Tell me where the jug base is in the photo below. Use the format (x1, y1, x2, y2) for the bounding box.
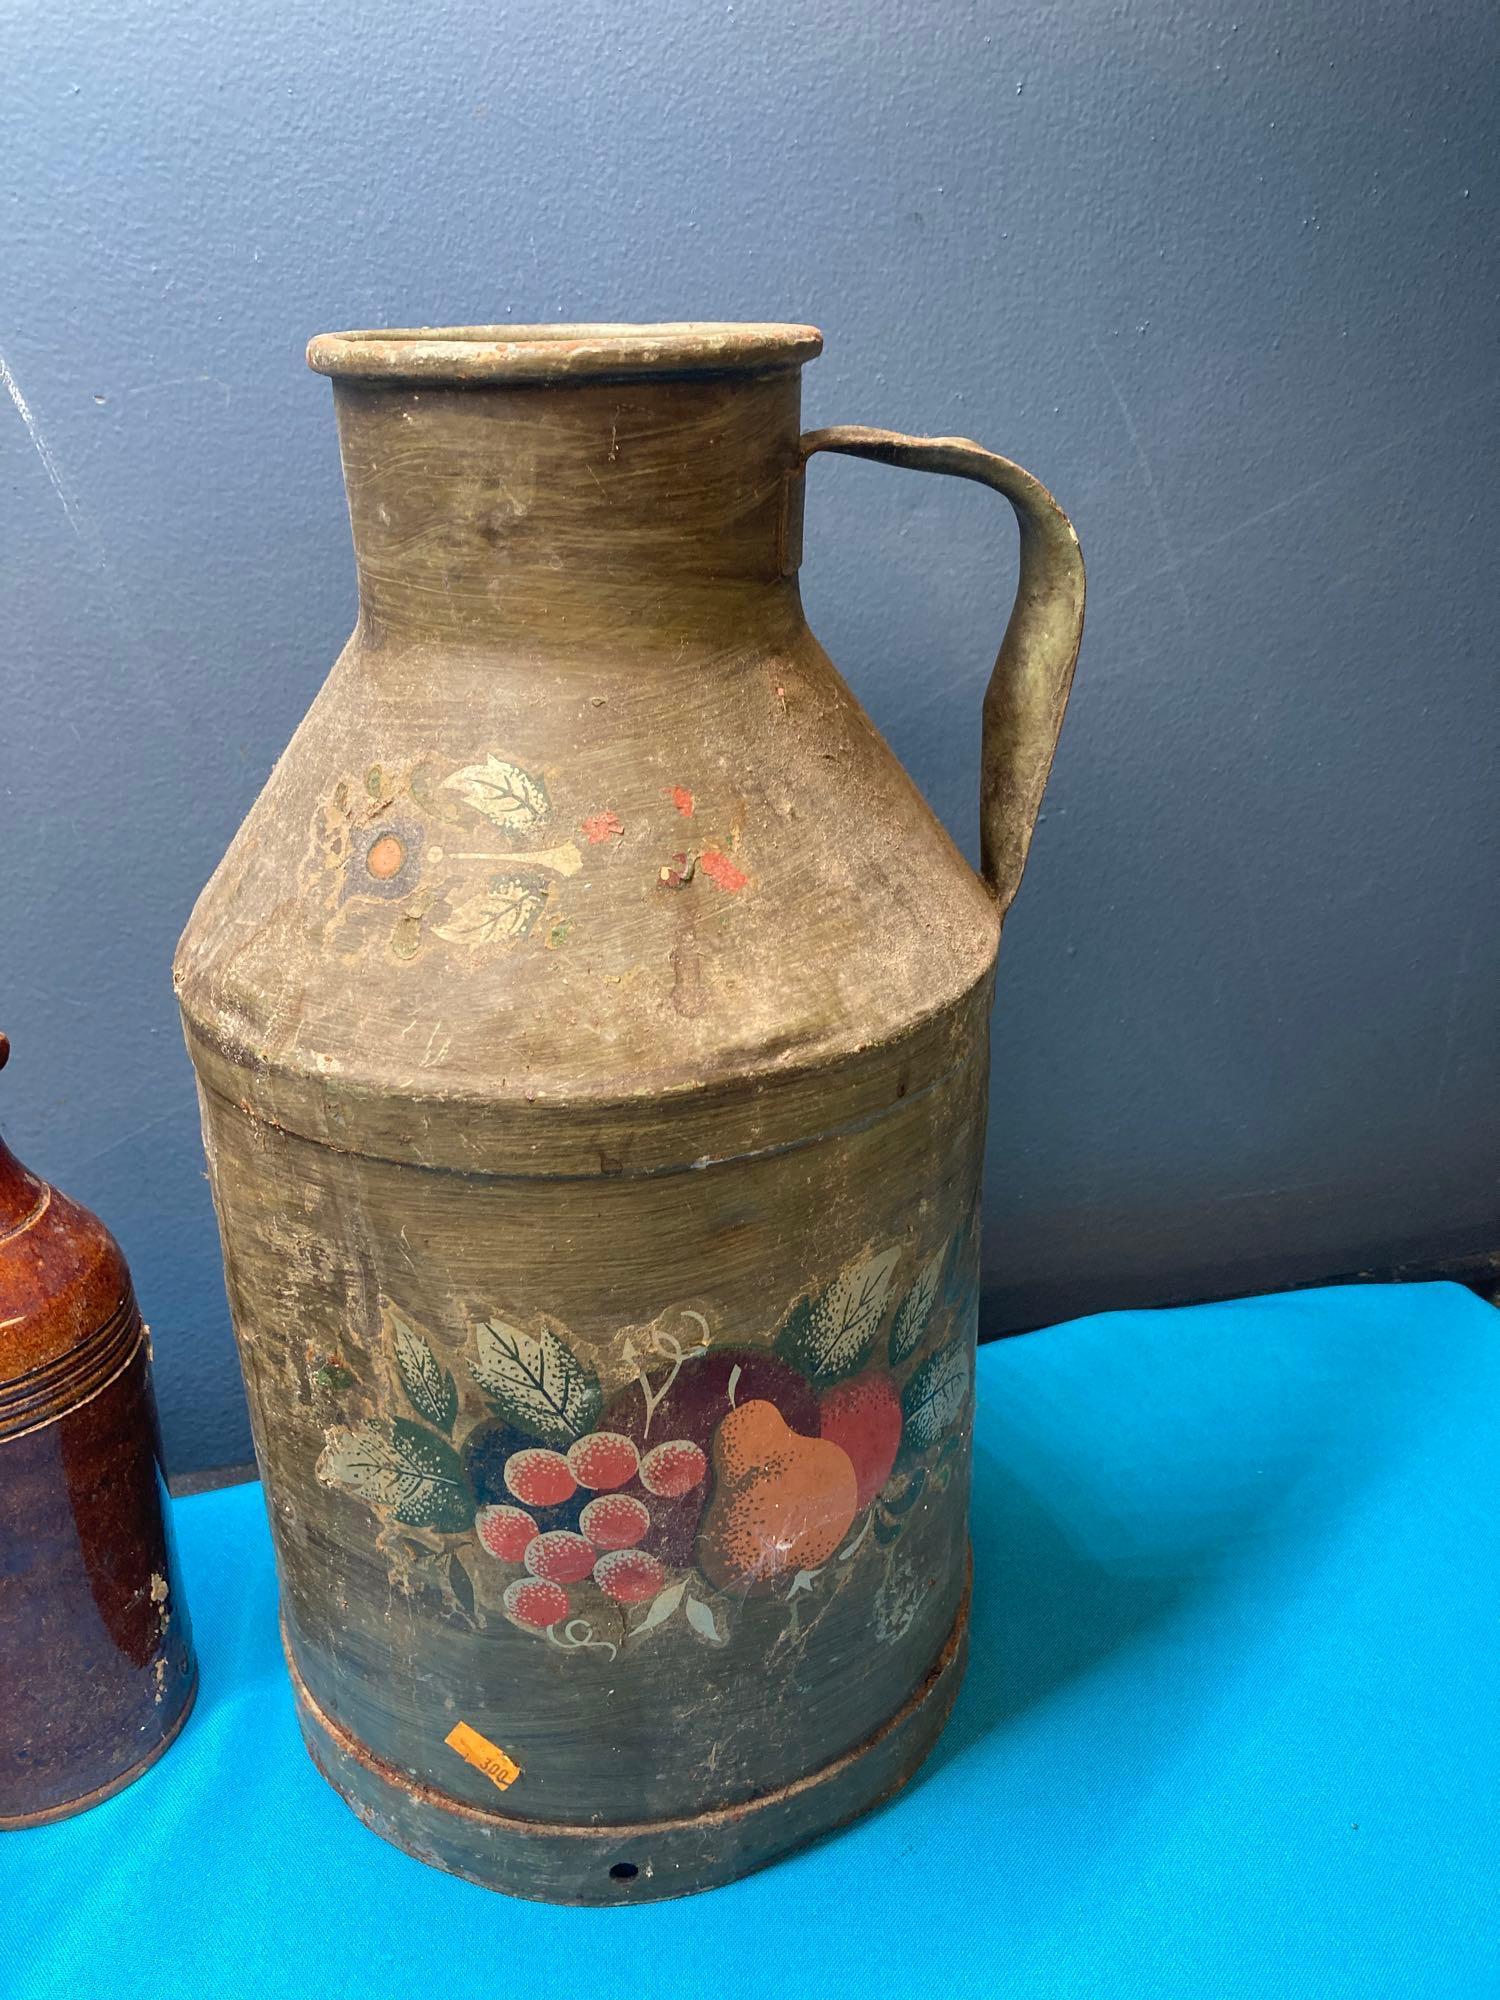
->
(0, 1661, 198, 1830)
(286, 1561, 970, 1905)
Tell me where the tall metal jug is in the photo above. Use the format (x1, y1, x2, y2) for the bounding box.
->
(175, 322, 1084, 1902)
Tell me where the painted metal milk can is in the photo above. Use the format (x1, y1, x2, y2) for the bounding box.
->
(174, 323, 1084, 1901)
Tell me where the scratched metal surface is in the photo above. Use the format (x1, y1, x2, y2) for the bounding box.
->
(2, 0, 1498, 1472)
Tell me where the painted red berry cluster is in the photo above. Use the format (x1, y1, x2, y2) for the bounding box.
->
(476, 1430, 707, 1627)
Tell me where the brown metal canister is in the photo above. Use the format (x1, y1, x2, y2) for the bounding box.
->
(174, 323, 1084, 1901)
(0, 1035, 197, 1826)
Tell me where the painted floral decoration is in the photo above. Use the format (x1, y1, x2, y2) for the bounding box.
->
(346, 817, 426, 900)
(310, 746, 754, 965)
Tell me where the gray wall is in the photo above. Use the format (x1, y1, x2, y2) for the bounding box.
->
(4, 0, 1496, 1474)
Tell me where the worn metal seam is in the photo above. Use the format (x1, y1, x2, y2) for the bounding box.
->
(194, 1039, 983, 1184)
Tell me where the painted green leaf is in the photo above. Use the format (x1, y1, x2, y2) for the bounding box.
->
(775, 1244, 901, 1382)
(389, 1307, 458, 1434)
(319, 1418, 474, 1532)
(432, 877, 544, 947)
(319, 1421, 404, 1508)
(901, 1341, 971, 1452)
(631, 1578, 688, 1639)
(448, 1551, 477, 1620)
(387, 1422, 474, 1530)
(684, 1595, 725, 1645)
(442, 755, 550, 830)
(471, 1316, 602, 1447)
(889, 1247, 946, 1365)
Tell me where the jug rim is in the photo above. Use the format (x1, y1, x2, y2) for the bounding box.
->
(307, 321, 823, 383)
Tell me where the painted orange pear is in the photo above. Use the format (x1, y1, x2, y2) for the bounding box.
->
(697, 1399, 859, 1593)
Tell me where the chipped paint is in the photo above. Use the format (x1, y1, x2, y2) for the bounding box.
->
(657, 851, 695, 890)
(700, 849, 748, 893)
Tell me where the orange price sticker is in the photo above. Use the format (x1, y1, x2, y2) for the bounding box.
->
(444, 1721, 521, 1794)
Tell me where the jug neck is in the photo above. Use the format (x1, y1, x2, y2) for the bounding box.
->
(330, 367, 810, 649)
(0, 1038, 42, 1238)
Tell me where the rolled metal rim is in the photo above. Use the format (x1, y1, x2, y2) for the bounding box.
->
(307, 322, 824, 383)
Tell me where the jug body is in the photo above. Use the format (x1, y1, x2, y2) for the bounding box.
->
(0, 1036, 197, 1826)
(175, 323, 1081, 1901)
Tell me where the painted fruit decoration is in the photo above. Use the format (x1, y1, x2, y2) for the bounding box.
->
(317, 1228, 977, 1660)
(698, 1401, 859, 1592)
(818, 1373, 903, 1511)
(600, 1348, 819, 1568)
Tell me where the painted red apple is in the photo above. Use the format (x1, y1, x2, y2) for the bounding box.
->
(818, 1371, 902, 1510)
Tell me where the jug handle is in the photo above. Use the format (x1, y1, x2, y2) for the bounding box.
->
(799, 427, 1086, 919)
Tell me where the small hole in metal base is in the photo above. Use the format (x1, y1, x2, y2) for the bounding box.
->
(609, 1862, 639, 1882)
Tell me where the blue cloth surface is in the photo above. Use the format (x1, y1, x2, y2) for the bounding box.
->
(8, 1282, 1497, 1998)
